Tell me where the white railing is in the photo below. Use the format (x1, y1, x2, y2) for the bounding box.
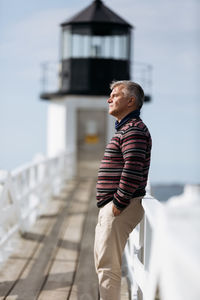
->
(124, 184, 200, 300)
(0, 149, 76, 263)
(123, 190, 162, 300)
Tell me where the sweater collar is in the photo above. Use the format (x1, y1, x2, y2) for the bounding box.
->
(115, 109, 140, 131)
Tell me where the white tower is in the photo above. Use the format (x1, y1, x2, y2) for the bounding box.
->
(40, 0, 134, 168)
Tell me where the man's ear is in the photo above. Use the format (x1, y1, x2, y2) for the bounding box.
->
(128, 97, 136, 107)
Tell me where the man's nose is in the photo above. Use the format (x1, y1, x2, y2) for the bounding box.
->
(107, 97, 112, 103)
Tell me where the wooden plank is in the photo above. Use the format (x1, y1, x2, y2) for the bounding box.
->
(0, 208, 56, 300)
(69, 180, 99, 300)
(37, 178, 93, 300)
(37, 214, 85, 300)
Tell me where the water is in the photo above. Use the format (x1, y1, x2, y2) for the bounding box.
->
(151, 184, 184, 202)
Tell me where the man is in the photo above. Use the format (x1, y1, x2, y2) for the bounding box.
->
(94, 80, 152, 300)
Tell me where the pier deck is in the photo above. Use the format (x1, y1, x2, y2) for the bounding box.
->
(0, 164, 129, 299)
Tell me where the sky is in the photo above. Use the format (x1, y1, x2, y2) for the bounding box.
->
(0, 0, 199, 184)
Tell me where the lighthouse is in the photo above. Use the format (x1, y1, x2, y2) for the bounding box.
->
(40, 0, 148, 170)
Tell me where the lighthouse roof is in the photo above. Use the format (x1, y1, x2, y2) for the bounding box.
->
(61, 0, 133, 28)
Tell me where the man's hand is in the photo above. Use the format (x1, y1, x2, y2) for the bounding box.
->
(112, 204, 121, 216)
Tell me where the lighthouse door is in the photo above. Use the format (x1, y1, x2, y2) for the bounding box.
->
(77, 109, 107, 164)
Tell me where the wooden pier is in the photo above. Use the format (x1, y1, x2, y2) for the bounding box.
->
(0, 164, 129, 300)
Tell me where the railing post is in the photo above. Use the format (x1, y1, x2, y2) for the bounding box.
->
(142, 198, 163, 300)
(137, 217, 145, 300)
(6, 173, 22, 231)
(143, 210, 152, 273)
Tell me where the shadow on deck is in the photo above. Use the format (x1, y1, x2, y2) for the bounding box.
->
(0, 161, 129, 300)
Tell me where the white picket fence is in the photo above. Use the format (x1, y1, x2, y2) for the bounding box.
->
(124, 184, 200, 300)
(0, 150, 76, 263)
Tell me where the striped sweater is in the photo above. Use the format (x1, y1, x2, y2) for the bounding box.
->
(96, 117, 152, 210)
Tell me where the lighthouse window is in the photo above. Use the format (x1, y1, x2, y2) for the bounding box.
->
(82, 35, 90, 57)
(104, 36, 112, 58)
(90, 35, 128, 59)
(91, 36, 102, 57)
(113, 36, 121, 59)
(113, 35, 128, 59)
(62, 32, 129, 60)
(121, 35, 129, 59)
(63, 29, 71, 59)
(71, 34, 90, 58)
(72, 34, 82, 57)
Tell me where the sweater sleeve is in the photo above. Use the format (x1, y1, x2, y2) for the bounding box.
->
(113, 127, 147, 210)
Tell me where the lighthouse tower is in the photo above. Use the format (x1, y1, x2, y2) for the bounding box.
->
(40, 0, 134, 166)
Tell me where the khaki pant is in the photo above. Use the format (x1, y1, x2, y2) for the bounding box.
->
(94, 197, 144, 300)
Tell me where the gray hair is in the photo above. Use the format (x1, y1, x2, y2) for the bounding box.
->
(110, 80, 144, 109)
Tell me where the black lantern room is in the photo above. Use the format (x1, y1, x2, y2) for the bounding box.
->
(41, 0, 133, 99)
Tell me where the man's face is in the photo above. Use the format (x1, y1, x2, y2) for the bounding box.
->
(107, 85, 130, 121)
